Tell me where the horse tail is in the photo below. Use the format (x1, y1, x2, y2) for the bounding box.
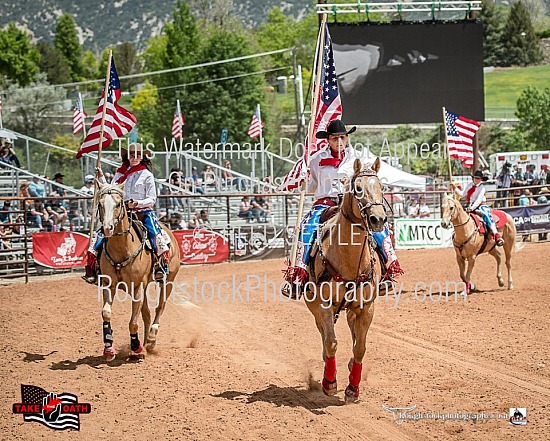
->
(514, 240, 525, 253)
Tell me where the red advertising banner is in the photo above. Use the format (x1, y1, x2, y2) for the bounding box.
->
(32, 232, 89, 268)
(172, 228, 229, 264)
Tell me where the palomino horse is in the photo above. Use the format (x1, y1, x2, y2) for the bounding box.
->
(305, 157, 385, 403)
(440, 194, 516, 294)
(96, 182, 180, 360)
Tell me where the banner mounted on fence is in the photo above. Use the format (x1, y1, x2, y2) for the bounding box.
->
(502, 204, 550, 232)
(32, 232, 88, 268)
(232, 225, 288, 261)
(395, 218, 454, 249)
(172, 228, 229, 264)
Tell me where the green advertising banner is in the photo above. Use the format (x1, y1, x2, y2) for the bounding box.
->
(395, 219, 453, 249)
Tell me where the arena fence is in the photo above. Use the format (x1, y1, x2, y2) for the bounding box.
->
(1, 184, 548, 282)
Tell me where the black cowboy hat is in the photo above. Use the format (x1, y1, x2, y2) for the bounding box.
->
(472, 170, 488, 181)
(53, 173, 65, 179)
(315, 120, 357, 139)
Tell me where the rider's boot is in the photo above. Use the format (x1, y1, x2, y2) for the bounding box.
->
(491, 225, 504, 246)
(82, 252, 99, 285)
(154, 251, 170, 281)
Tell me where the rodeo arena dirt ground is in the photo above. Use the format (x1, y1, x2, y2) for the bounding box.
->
(1, 242, 549, 440)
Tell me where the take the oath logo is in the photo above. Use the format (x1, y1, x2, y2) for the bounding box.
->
(12, 384, 91, 431)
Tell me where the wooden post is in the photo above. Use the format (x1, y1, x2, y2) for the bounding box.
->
(87, 50, 114, 249)
(472, 131, 480, 172)
(289, 15, 327, 268)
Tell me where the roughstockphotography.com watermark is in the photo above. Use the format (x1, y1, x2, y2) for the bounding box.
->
(96, 273, 467, 309)
(382, 405, 509, 425)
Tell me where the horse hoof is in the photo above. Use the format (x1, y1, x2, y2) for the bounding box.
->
(103, 347, 116, 361)
(133, 341, 144, 354)
(344, 384, 360, 403)
(145, 340, 157, 351)
(322, 378, 337, 396)
(498, 279, 505, 287)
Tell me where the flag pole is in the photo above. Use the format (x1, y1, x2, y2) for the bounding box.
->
(87, 50, 114, 249)
(258, 104, 265, 181)
(79, 92, 87, 138)
(442, 106, 454, 189)
(289, 14, 327, 269)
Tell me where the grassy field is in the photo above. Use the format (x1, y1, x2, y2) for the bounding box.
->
(484, 64, 550, 118)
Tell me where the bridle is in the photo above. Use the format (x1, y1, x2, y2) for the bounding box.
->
(97, 187, 133, 237)
(342, 168, 385, 230)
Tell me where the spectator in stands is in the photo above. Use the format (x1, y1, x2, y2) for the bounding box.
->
(199, 209, 211, 227)
(79, 175, 95, 196)
(251, 196, 270, 222)
(540, 167, 548, 186)
(518, 190, 533, 206)
(187, 212, 201, 229)
(524, 164, 538, 186)
(407, 198, 419, 218)
(537, 187, 550, 241)
(28, 176, 46, 198)
(0, 200, 14, 223)
(51, 173, 68, 198)
(103, 172, 113, 184)
(44, 197, 68, 231)
(167, 173, 185, 210)
(201, 165, 217, 190)
(222, 160, 246, 191)
(418, 195, 430, 218)
(169, 212, 186, 230)
(496, 162, 512, 207)
(238, 196, 254, 222)
(190, 166, 205, 194)
(0, 224, 12, 251)
(0, 140, 21, 168)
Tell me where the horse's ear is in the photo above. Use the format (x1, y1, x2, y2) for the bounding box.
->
(353, 158, 362, 175)
(372, 157, 381, 173)
(117, 181, 125, 192)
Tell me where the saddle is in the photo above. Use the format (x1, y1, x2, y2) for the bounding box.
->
(471, 209, 507, 234)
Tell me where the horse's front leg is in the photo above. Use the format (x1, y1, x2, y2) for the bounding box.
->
(489, 247, 505, 287)
(101, 285, 116, 361)
(345, 301, 375, 403)
(129, 284, 144, 357)
(464, 257, 477, 294)
(455, 251, 470, 294)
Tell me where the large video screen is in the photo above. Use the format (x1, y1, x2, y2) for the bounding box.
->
(329, 21, 485, 124)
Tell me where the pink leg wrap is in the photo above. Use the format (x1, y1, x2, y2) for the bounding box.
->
(349, 361, 362, 387)
(324, 356, 337, 382)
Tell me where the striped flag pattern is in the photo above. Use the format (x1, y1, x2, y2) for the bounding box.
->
(247, 104, 263, 139)
(20, 385, 80, 431)
(76, 58, 136, 158)
(278, 23, 342, 191)
(171, 100, 185, 139)
(73, 95, 86, 134)
(445, 109, 480, 168)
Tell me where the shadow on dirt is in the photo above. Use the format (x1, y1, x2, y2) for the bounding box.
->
(212, 383, 344, 415)
(22, 351, 58, 363)
(49, 347, 141, 370)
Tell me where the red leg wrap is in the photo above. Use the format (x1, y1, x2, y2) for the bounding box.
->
(324, 356, 337, 382)
(349, 361, 362, 387)
(86, 252, 96, 267)
(282, 263, 309, 285)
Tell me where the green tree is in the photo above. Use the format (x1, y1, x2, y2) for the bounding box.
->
(55, 13, 85, 81)
(37, 41, 70, 84)
(479, 0, 505, 66)
(82, 50, 98, 80)
(501, 1, 543, 66)
(3, 73, 66, 139)
(514, 86, 550, 150)
(0, 23, 40, 86)
(113, 42, 142, 90)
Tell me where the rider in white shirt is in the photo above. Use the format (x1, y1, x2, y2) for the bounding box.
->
(452, 170, 504, 246)
(82, 143, 171, 284)
(283, 120, 404, 298)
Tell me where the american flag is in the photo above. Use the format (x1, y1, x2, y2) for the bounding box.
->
(73, 94, 86, 135)
(278, 23, 342, 191)
(247, 104, 263, 139)
(171, 100, 185, 139)
(20, 384, 80, 431)
(76, 58, 137, 158)
(445, 109, 480, 168)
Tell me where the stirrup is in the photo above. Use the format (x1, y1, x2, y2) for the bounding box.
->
(494, 233, 504, 246)
(81, 274, 98, 285)
(281, 283, 303, 301)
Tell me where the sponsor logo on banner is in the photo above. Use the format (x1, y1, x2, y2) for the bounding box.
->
(173, 227, 229, 264)
(502, 204, 550, 232)
(395, 219, 454, 249)
(12, 384, 91, 431)
(31, 232, 89, 268)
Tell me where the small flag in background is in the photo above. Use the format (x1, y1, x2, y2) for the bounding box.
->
(445, 109, 480, 168)
(73, 95, 87, 135)
(76, 58, 136, 158)
(171, 100, 185, 139)
(247, 104, 263, 139)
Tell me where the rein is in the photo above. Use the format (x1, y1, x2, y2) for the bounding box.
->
(450, 202, 479, 253)
(97, 187, 148, 273)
